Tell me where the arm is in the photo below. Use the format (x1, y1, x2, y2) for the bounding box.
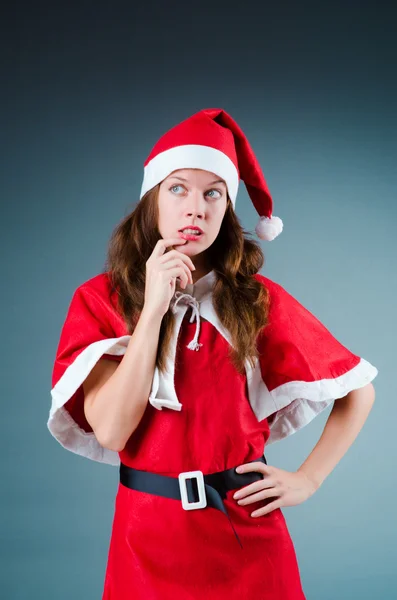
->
(232, 383, 376, 517)
(83, 307, 163, 452)
(297, 382, 376, 490)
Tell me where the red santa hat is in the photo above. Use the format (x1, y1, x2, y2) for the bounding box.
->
(139, 107, 283, 241)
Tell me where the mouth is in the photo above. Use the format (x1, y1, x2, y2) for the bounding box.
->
(178, 227, 203, 241)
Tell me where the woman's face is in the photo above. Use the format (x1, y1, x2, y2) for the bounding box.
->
(157, 168, 228, 264)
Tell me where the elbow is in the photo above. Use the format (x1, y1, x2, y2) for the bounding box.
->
(103, 439, 126, 453)
(96, 426, 137, 453)
(85, 404, 129, 452)
(95, 428, 126, 453)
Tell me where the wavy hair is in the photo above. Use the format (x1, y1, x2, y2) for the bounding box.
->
(103, 185, 270, 374)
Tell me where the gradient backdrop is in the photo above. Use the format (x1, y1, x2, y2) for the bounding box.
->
(1, 1, 396, 599)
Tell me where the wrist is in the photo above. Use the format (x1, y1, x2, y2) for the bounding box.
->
(139, 307, 164, 328)
(297, 468, 323, 492)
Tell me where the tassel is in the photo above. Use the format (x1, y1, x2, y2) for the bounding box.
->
(187, 340, 203, 351)
(255, 215, 283, 241)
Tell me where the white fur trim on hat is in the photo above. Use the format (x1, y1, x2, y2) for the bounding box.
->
(140, 144, 239, 206)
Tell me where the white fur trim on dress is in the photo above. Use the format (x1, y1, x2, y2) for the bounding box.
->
(148, 294, 378, 446)
(246, 357, 378, 444)
(48, 282, 378, 464)
(47, 336, 131, 466)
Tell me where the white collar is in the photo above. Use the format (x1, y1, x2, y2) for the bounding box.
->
(174, 269, 217, 302)
(150, 269, 268, 416)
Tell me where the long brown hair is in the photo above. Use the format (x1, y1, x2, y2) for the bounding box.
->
(103, 185, 270, 374)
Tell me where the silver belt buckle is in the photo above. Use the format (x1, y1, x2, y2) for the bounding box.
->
(178, 470, 207, 510)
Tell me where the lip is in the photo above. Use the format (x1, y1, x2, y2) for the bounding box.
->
(177, 230, 203, 241)
(178, 226, 204, 234)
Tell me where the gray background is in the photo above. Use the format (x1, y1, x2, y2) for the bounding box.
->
(1, 1, 396, 598)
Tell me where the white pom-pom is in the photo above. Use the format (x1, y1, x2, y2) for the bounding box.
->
(255, 215, 283, 241)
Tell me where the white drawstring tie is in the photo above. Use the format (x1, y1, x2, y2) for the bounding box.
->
(172, 292, 203, 351)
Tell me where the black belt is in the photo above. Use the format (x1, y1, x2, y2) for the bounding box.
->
(119, 455, 267, 549)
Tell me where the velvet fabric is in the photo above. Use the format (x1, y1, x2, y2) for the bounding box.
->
(47, 270, 378, 598)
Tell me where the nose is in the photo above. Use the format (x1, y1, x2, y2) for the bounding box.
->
(184, 189, 205, 219)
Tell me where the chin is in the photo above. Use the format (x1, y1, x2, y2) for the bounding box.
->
(180, 244, 204, 255)
(184, 246, 211, 263)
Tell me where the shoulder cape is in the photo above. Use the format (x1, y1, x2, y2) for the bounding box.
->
(47, 272, 378, 465)
(252, 274, 377, 443)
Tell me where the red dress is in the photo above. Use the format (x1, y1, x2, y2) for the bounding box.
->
(48, 270, 378, 599)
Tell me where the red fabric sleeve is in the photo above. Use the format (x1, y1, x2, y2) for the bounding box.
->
(48, 273, 130, 464)
(252, 274, 378, 443)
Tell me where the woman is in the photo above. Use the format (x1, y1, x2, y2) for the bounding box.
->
(47, 108, 378, 599)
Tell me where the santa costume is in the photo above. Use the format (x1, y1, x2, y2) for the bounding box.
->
(47, 108, 378, 599)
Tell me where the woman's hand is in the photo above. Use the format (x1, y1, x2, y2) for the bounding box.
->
(143, 237, 196, 319)
(232, 461, 319, 517)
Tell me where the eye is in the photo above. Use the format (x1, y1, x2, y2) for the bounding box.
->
(168, 184, 223, 199)
(169, 184, 184, 194)
(206, 189, 222, 199)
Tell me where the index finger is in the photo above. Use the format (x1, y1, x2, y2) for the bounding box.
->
(153, 238, 187, 257)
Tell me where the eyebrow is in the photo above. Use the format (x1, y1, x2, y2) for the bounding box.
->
(167, 175, 227, 187)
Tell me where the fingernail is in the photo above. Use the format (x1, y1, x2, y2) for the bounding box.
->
(236, 467, 243, 473)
